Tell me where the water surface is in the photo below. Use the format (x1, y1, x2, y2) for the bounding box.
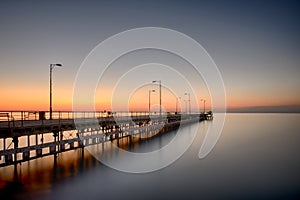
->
(0, 114, 299, 199)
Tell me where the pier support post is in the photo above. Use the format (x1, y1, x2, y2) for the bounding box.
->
(52, 131, 58, 154)
(60, 130, 65, 151)
(12, 136, 18, 163)
(78, 130, 84, 148)
(102, 140, 104, 151)
(3, 138, 5, 152)
(5, 154, 13, 164)
(27, 135, 30, 147)
(0, 138, 4, 161)
(117, 133, 120, 147)
(41, 133, 44, 144)
(23, 151, 29, 161)
(78, 140, 84, 148)
(69, 142, 74, 149)
(36, 148, 42, 156)
(129, 135, 132, 143)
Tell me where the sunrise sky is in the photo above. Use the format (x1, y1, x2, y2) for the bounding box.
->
(0, 0, 299, 112)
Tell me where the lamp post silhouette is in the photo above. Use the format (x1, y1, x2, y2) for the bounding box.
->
(184, 100, 188, 114)
(184, 92, 191, 114)
(201, 99, 206, 113)
(148, 89, 155, 113)
(152, 80, 162, 116)
(50, 63, 62, 120)
(176, 96, 181, 114)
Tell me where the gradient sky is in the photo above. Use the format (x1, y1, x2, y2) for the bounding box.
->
(0, 0, 299, 111)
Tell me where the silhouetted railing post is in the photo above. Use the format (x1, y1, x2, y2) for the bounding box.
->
(21, 111, 24, 127)
(58, 111, 61, 126)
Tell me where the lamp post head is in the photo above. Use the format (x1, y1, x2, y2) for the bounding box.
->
(50, 63, 62, 67)
(50, 63, 63, 69)
(152, 80, 161, 83)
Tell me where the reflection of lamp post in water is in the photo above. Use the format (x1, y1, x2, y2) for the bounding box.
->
(152, 80, 161, 116)
(50, 63, 62, 120)
(148, 89, 155, 113)
(184, 92, 191, 114)
(201, 99, 206, 113)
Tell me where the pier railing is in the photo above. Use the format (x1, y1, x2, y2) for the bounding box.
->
(0, 110, 189, 129)
(0, 111, 173, 121)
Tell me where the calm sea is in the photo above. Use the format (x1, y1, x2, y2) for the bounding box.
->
(0, 113, 299, 200)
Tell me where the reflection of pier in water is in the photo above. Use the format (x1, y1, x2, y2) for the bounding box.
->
(0, 148, 99, 197)
(0, 111, 213, 167)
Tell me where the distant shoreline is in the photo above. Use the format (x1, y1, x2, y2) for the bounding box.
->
(222, 105, 300, 113)
(222, 111, 300, 114)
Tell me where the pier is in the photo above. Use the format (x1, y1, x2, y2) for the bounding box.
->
(0, 111, 212, 167)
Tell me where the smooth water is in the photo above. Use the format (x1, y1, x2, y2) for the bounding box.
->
(0, 114, 299, 199)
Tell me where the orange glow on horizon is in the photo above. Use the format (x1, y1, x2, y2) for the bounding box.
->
(1, 84, 298, 111)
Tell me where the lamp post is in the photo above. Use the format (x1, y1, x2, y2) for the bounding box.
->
(50, 63, 62, 120)
(184, 93, 191, 114)
(176, 96, 181, 114)
(152, 80, 161, 116)
(184, 100, 188, 114)
(201, 99, 206, 113)
(148, 89, 155, 113)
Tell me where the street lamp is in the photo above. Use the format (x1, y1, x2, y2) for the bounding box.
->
(201, 99, 206, 113)
(50, 63, 62, 120)
(184, 92, 191, 114)
(184, 100, 188, 114)
(176, 96, 181, 114)
(152, 80, 161, 116)
(148, 89, 155, 113)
